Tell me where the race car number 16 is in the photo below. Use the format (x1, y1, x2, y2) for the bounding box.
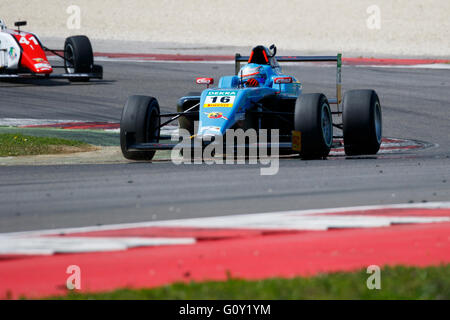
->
(210, 96, 231, 103)
(204, 95, 235, 108)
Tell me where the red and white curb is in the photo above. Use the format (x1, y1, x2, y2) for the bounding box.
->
(0, 118, 119, 131)
(0, 118, 88, 127)
(1, 202, 449, 256)
(1, 202, 449, 298)
(0, 118, 177, 135)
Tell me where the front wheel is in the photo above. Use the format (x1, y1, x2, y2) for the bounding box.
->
(64, 35, 94, 82)
(294, 93, 333, 159)
(120, 95, 160, 160)
(343, 89, 382, 156)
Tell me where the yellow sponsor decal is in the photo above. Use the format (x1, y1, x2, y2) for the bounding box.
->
(204, 103, 233, 108)
(292, 130, 301, 152)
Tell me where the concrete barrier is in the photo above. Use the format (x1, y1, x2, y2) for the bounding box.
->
(1, 0, 449, 57)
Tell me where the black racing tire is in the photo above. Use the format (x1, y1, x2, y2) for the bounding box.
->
(343, 89, 382, 156)
(294, 93, 333, 159)
(120, 95, 160, 161)
(64, 35, 94, 82)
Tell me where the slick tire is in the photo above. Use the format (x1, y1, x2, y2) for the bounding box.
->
(294, 93, 333, 159)
(343, 89, 382, 156)
(64, 35, 94, 82)
(120, 95, 160, 161)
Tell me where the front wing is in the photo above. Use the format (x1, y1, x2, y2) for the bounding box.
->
(127, 141, 295, 152)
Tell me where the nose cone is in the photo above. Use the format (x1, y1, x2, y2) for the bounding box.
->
(15, 33, 53, 74)
(32, 60, 53, 74)
(199, 109, 233, 138)
(21, 53, 53, 74)
(198, 89, 242, 138)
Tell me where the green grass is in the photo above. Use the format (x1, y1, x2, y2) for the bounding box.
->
(51, 264, 450, 300)
(0, 127, 120, 146)
(0, 133, 93, 157)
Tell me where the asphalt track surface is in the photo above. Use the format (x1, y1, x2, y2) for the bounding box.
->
(0, 60, 449, 233)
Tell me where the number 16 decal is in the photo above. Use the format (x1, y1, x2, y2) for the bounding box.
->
(210, 96, 231, 103)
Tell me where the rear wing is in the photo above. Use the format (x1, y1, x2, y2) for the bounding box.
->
(235, 53, 342, 106)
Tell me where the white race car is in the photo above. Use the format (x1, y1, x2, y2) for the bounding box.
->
(0, 19, 102, 82)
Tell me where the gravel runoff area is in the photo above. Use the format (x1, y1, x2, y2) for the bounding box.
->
(1, 0, 449, 57)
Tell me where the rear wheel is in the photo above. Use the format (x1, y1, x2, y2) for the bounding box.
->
(120, 95, 160, 160)
(64, 35, 94, 82)
(294, 93, 333, 159)
(343, 89, 382, 155)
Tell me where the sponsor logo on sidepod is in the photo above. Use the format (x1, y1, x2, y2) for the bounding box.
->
(9, 47, 17, 59)
(205, 112, 229, 120)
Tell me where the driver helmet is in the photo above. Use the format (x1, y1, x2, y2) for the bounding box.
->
(0, 19, 6, 31)
(238, 63, 267, 87)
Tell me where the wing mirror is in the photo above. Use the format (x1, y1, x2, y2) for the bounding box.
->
(196, 77, 214, 88)
(274, 77, 293, 94)
(14, 21, 27, 27)
(14, 21, 27, 33)
(274, 77, 293, 84)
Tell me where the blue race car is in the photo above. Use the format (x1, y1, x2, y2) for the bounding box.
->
(120, 44, 382, 160)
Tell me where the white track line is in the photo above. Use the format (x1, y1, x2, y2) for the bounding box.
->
(1, 202, 449, 239)
(142, 215, 449, 231)
(0, 237, 195, 255)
